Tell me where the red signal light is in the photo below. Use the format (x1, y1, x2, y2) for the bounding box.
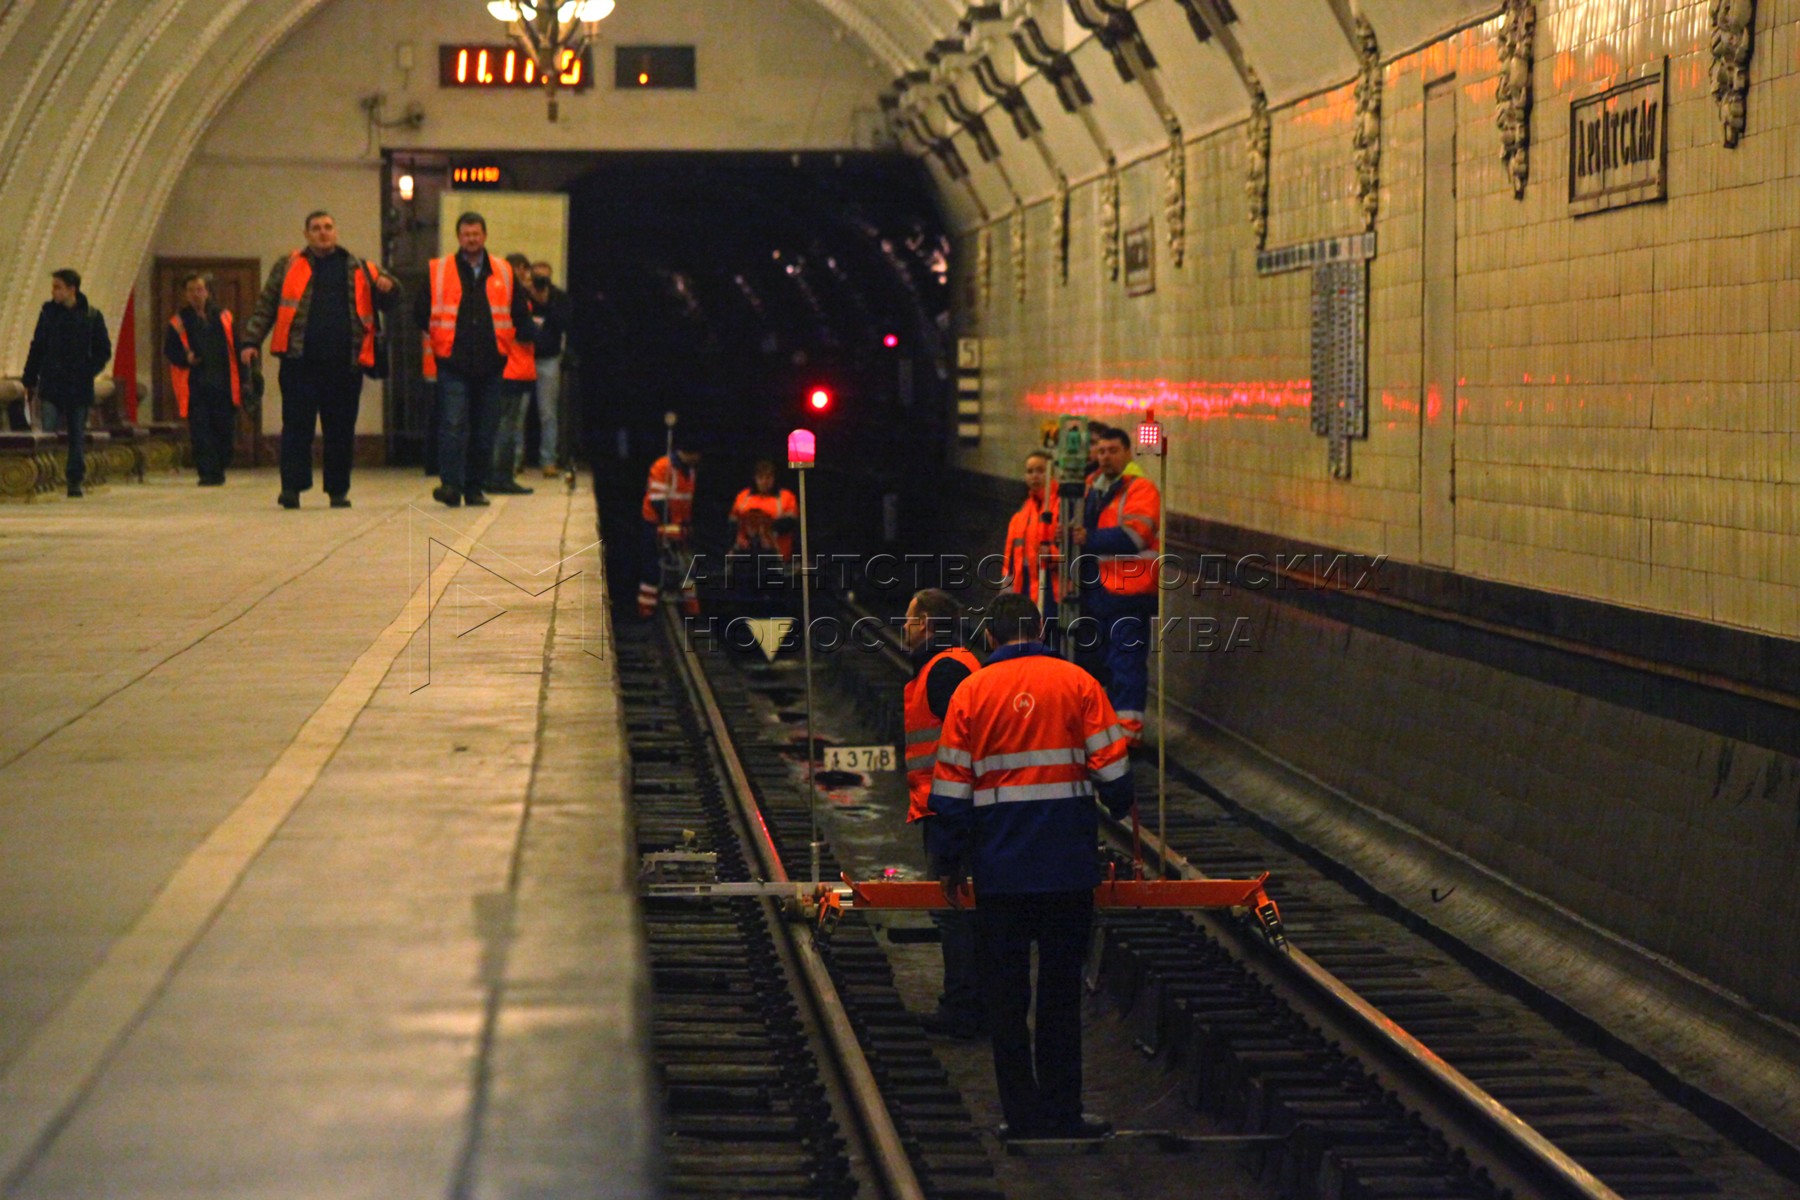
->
(882, 333, 899, 348)
(808, 387, 832, 412)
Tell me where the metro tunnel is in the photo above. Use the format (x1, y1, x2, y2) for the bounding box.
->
(1, 2, 1798, 1198)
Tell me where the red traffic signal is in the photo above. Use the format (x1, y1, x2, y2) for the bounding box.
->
(807, 387, 833, 412)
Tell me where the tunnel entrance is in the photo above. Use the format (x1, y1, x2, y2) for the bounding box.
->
(380, 149, 952, 575)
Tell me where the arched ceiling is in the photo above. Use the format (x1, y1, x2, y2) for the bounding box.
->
(0, 0, 1497, 367)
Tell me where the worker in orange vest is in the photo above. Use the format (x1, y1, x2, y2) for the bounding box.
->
(900, 589, 982, 1039)
(485, 251, 538, 496)
(638, 437, 701, 616)
(1072, 425, 1161, 746)
(729, 459, 799, 560)
(1001, 448, 1060, 613)
(241, 209, 395, 510)
(416, 211, 534, 508)
(163, 271, 241, 487)
(928, 592, 1135, 1141)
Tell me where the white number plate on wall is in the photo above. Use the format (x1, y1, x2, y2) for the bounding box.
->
(824, 746, 896, 772)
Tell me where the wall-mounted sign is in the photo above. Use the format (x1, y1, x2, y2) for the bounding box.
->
(1123, 220, 1154, 296)
(438, 45, 593, 91)
(450, 164, 503, 188)
(1569, 60, 1666, 215)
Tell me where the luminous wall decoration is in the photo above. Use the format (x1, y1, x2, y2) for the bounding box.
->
(1100, 161, 1122, 282)
(1245, 68, 1271, 248)
(1709, 0, 1756, 147)
(1495, 0, 1536, 197)
(1052, 172, 1071, 286)
(1012, 203, 1027, 304)
(1163, 113, 1187, 267)
(1352, 16, 1382, 229)
(1310, 258, 1369, 479)
(977, 226, 993, 312)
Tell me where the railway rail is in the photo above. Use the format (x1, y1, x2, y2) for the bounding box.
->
(625, 587, 1798, 1200)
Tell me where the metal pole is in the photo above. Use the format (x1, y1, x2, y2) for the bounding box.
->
(1157, 434, 1168, 878)
(798, 467, 819, 886)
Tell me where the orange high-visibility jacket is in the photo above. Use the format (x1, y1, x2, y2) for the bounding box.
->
(167, 310, 241, 417)
(903, 646, 982, 822)
(642, 455, 696, 524)
(1002, 490, 1061, 605)
(731, 487, 798, 557)
(269, 251, 380, 367)
(1083, 470, 1161, 597)
(927, 642, 1134, 893)
(420, 333, 437, 381)
(426, 254, 518, 362)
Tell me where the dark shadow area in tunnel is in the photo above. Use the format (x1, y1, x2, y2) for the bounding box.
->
(563, 152, 958, 604)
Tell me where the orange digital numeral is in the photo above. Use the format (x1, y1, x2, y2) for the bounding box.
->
(558, 48, 582, 85)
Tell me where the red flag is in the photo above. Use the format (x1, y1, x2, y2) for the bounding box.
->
(115, 289, 138, 423)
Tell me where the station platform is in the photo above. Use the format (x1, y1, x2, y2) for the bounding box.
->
(0, 468, 654, 1199)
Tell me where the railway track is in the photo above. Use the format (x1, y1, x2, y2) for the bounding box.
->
(624, 587, 1798, 1200)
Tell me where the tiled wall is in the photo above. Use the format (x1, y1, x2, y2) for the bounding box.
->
(954, 0, 1800, 640)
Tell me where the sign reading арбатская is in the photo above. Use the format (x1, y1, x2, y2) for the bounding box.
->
(1569, 60, 1667, 215)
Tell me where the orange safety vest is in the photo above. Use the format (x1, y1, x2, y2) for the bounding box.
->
(731, 487, 798, 558)
(420, 333, 437, 382)
(167, 309, 241, 418)
(903, 646, 982, 821)
(1085, 471, 1161, 597)
(503, 327, 536, 382)
(642, 455, 695, 524)
(427, 254, 517, 363)
(1003, 490, 1060, 605)
(269, 250, 379, 367)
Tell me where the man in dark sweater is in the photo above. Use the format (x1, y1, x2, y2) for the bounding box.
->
(417, 212, 535, 507)
(241, 211, 397, 510)
(22, 269, 112, 498)
(163, 272, 241, 486)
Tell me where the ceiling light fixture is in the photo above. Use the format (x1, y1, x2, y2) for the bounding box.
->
(486, 0, 616, 120)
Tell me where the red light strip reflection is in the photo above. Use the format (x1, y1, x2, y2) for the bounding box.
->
(1023, 378, 1313, 422)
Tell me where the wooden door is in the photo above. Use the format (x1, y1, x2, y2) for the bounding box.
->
(1419, 81, 1458, 567)
(152, 257, 262, 460)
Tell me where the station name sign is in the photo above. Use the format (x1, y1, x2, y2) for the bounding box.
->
(1569, 61, 1666, 215)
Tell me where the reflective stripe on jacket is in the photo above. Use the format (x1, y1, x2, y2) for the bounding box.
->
(427, 254, 517, 362)
(903, 646, 982, 822)
(269, 251, 379, 367)
(1083, 470, 1161, 597)
(642, 455, 696, 524)
(731, 487, 798, 557)
(927, 642, 1134, 893)
(168, 310, 241, 417)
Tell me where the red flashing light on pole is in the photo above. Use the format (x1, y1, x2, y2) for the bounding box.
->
(1137, 410, 1165, 457)
(787, 428, 816, 469)
(807, 387, 832, 412)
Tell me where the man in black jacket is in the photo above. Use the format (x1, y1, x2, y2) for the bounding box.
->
(22, 269, 112, 498)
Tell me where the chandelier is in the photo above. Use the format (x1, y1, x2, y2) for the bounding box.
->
(486, 1, 616, 121)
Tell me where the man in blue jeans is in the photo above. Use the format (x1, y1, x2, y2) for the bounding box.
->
(419, 212, 534, 507)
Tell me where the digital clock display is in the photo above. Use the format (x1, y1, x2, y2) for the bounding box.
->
(451, 165, 504, 188)
(438, 44, 594, 91)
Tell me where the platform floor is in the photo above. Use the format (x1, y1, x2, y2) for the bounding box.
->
(0, 467, 653, 1199)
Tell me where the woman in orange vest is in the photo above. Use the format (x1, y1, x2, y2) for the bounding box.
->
(729, 459, 799, 560)
(163, 272, 241, 487)
(901, 588, 983, 1038)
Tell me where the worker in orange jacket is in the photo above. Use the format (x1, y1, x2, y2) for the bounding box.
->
(163, 271, 241, 487)
(639, 437, 701, 616)
(1001, 449, 1060, 613)
(1072, 425, 1161, 746)
(928, 592, 1135, 1141)
(729, 459, 799, 560)
(900, 589, 982, 1039)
